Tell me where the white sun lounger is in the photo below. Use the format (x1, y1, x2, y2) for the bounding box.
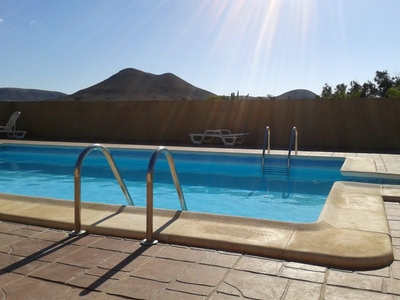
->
(189, 129, 249, 146)
(0, 111, 27, 139)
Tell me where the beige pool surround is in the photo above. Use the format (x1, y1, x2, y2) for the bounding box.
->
(0, 180, 396, 271)
(0, 142, 398, 270)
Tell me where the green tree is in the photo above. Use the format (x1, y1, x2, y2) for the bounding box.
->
(321, 83, 333, 98)
(207, 95, 229, 101)
(333, 83, 347, 98)
(267, 94, 276, 99)
(360, 81, 378, 98)
(207, 90, 249, 101)
(387, 87, 400, 98)
(320, 69, 400, 99)
(346, 81, 362, 98)
(393, 74, 400, 86)
(226, 91, 249, 100)
(374, 70, 393, 97)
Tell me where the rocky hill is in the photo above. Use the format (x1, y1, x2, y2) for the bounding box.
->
(275, 89, 317, 99)
(63, 68, 215, 101)
(0, 88, 66, 101)
(1, 69, 317, 102)
(0, 68, 215, 102)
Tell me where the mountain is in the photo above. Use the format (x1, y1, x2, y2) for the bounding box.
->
(275, 89, 317, 99)
(64, 68, 215, 101)
(0, 88, 67, 101)
(0, 70, 318, 102)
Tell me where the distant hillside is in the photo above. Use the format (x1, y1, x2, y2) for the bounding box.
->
(62, 68, 215, 101)
(0, 71, 318, 102)
(275, 89, 317, 99)
(0, 88, 67, 101)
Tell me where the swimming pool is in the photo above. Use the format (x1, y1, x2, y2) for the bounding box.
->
(0, 143, 348, 223)
(1, 142, 398, 270)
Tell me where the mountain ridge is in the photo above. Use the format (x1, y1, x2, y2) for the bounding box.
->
(0, 88, 66, 101)
(64, 68, 215, 101)
(275, 89, 317, 99)
(0, 68, 318, 101)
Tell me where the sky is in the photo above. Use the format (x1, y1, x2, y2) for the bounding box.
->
(1, 0, 400, 97)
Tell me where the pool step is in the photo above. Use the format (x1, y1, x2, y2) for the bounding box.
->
(262, 157, 289, 176)
(263, 165, 288, 176)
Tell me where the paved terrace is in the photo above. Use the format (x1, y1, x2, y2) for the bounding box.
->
(0, 204, 398, 299)
(0, 145, 400, 299)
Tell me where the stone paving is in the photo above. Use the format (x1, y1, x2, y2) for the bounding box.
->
(0, 201, 399, 299)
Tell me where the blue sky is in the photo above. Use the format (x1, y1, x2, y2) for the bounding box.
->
(1, 0, 399, 97)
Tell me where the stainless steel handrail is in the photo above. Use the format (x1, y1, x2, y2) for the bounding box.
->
(261, 126, 270, 172)
(141, 146, 187, 246)
(70, 144, 134, 236)
(287, 127, 298, 172)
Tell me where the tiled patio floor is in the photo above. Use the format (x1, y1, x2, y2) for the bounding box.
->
(0, 200, 399, 299)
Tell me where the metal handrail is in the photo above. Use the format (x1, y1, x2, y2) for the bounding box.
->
(261, 126, 270, 172)
(287, 127, 298, 172)
(70, 144, 134, 236)
(141, 146, 187, 246)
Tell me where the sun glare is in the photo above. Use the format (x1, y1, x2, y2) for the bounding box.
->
(193, 0, 318, 94)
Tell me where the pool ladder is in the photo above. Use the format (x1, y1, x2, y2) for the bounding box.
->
(287, 127, 298, 174)
(141, 146, 187, 246)
(70, 144, 187, 239)
(261, 127, 298, 176)
(261, 126, 271, 172)
(70, 144, 134, 236)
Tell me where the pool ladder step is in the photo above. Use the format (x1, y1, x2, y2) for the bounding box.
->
(263, 165, 289, 176)
(261, 126, 297, 176)
(262, 156, 289, 176)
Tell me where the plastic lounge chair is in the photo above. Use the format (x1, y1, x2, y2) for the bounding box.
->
(0, 111, 27, 139)
(189, 129, 249, 146)
(221, 133, 249, 146)
(190, 129, 228, 144)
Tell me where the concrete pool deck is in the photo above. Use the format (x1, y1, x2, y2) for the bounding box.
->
(0, 181, 396, 271)
(1, 140, 400, 298)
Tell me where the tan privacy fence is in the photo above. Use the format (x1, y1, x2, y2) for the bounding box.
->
(1, 97, 399, 152)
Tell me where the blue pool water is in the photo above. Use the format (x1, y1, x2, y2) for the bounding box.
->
(0, 144, 351, 223)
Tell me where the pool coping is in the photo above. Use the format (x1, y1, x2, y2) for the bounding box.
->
(0, 140, 399, 270)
